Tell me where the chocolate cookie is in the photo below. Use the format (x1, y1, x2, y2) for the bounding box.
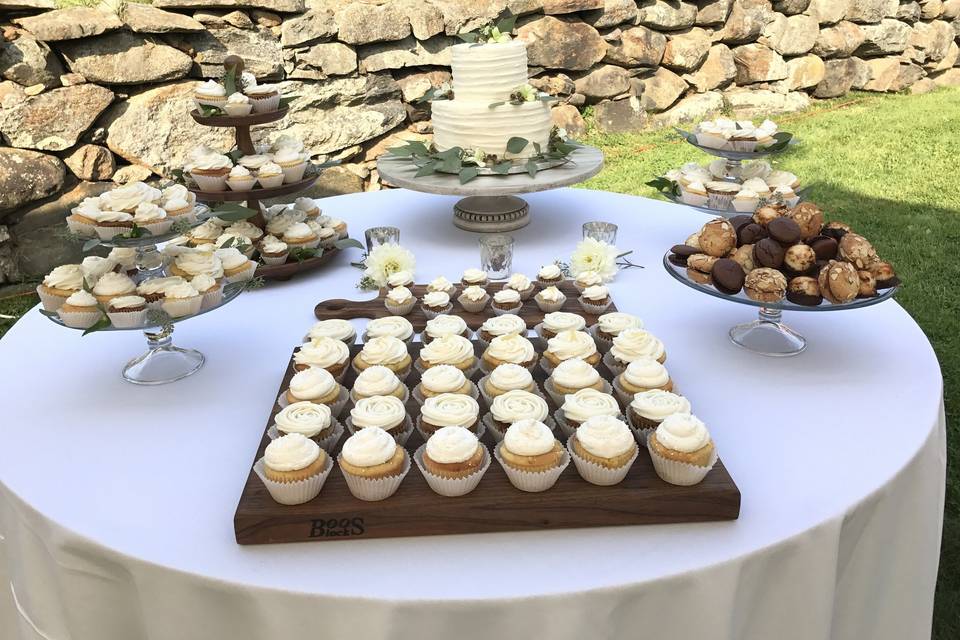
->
(822, 221, 852, 242)
(807, 235, 838, 261)
(729, 214, 754, 233)
(786, 276, 822, 306)
(783, 243, 817, 274)
(738, 222, 767, 245)
(711, 258, 745, 295)
(767, 217, 802, 245)
(670, 244, 698, 266)
(753, 238, 785, 269)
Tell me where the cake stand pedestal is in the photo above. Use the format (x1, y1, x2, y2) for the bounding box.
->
(377, 145, 604, 233)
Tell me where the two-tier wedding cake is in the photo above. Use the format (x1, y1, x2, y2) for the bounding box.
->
(431, 39, 552, 159)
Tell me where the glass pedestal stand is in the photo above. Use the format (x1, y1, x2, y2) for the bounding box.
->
(123, 325, 205, 385)
(729, 307, 806, 356)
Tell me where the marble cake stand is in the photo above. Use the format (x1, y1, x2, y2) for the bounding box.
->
(377, 145, 604, 232)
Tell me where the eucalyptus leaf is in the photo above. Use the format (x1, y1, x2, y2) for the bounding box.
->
(437, 155, 461, 173)
(457, 32, 479, 43)
(227, 149, 243, 162)
(758, 132, 794, 152)
(488, 101, 505, 108)
(506, 136, 529, 154)
(406, 141, 430, 156)
(496, 9, 517, 33)
(492, 160, 513, 174)
(436, 146, 462, 161)
(415, 160, 439, 177)
(170, 168, 185, 182)
(459, 166, 480, 184)
(278, 96, 296, 109)
(334, 237, 364, 251)
(81, 315, 112, 336)
(646, 177, 680, 196)
(674, 128, 698, 144)
(82, 238, 101, 252)
(532, 141, 541, 155)
(388, 145, 415, 156)
(212, 203, 256, 221)
(526, 158, 539, 178)
(38, 309, 57, 318)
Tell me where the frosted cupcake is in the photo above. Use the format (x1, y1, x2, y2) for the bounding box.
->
(338, 426, 410, 501)
(273, 147, 308, 184)
(160, 281, 202, 317)
(257, 433, 332, 505)
(306, 319, 355, 345)
(680, 181, 709, 207)
(487, 389, 549, 438)
(258, 235, 289, 265)
(56, 289, 103, 329)
(66, 196, 101, 236)
(131, 203, 172, 235)
(567, 415, 639, 486)
(352, 336, 412, 378)
(426, 275, 456, 297)
(223, 91, 252, 117)
(578, 284, 612, 314)
(417, 334, 476, 373)
(647, 413, 717, 486)
(592, 311, 642, 346)
(479, 362, 537, 404)
(537, 311, 585, 339)
(106, 295, 148, 328)
(189, 153, 233, 191)
(216, 247, 257, 283)
(93, 211, 134, 239)
(534, 285, 566, 312)
(558, 387, 621, 431)
(491, 288, 522, 315)
(613, 357, 674, 403)
(226, 165, 257, 191)
(285, 366, 344, 410)
(37, 264, 83, 311)
(256, 161, 284, 188)
(384, 285, 416, 316)
(537, 263, 564, 287)
(628, 389, 691, 440)
(461, 267, 488, 288)
(604, 328, 667, 374)
(245, 83, 281, 113)
(137, 276, 184, 308)
(419, 392, 481, 436)
(495, 419, 568, 493)
(422, 314, 469, 344)
(544, 357, 606, 404)
(477, 313, 526, 344)
(481, 333, 537, 372)
(732, 188, 759, 213)
(386, 269, 414, 288)
(415, 364, 474, 402)
(421, 290, 452, 318)
(347, 395, 411, 442)
(191, 273, 222, 309)
(573, 270, 603, 293)
(91, 271, 136, 306)
(351, 365, 408, 403)
(416, 426, 489, 497)
(275, 400, 337, 444)
(194, 79, 226, 108)
(543, 329, 600, 370)
(364, 315, 414, 343)
(505, 273, 535, 300)
(292, 196, 320, 218)
(282, 222, 320, 250)
(458, 284, 490, 312)
(294, 336, 350, 379)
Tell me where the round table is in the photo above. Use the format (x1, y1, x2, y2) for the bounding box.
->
(0, 189, 944, 640)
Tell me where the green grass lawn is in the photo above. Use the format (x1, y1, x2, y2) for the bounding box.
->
(580, 87, 960, 639)
(1, 88, 956, 635)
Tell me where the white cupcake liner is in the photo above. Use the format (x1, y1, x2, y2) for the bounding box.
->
(647, 440, 718, 486)
(625, 410, 656, 448)
(225, 260, 257, 284)
(536, 277, 565, 289)
(66, 217, 97, 237)
(566, 434, 638, 486)
(285, 236, 322, 250)
(257, 173, 284, 188)
(483, 413, 556, 444)
(732, 198, 759, 213)
(199, 286, 224, 310)
(280, 162, 307, 184)
(350, 384, 410, 407)
(411, 380, 478, 407)
(728, 139, 758, 152)
(420, 302, 453, 319)
(345, 414, 414, 447)
(414, 357, 480, 380)
(534, 295, 566, 312)
(543, 377, 612, 407)
(278, 386, 349, 417)
(680, 190, 710, 207)
(254, 453, 333, 505)
(224, 102, 253, 117)
(95, 224, 132, 240)
(457, 293, 489, 313)
(161, 295, 202, 318)
(385, 298, 416, 316)
(139, 219, 174, 236)
(479, 356, 539, 376)
(195, 96, 226, 109)
(494, 442, 570, 493)
(695, 132, 727, 149)
(36, 286, 69, 312)
(578, 297, 613, 315)
(260, 253, 289, 265)
(226, 178, 257, 192)
(539, 357, 559, 376)
(415, 415, 485, 442)
(707, 192, 736, 211)
(106, 308, 147, 329)
(58, 308, 103, 329)
(268, 417, 344, 452)
(338, 450, 411, 502)
(249, 93, 281, 113)
(191, 172, 229, 192)
(492, 304, 523, 316)
(602, 350, 628, 378)
(413, 443, 491, 497)
(588, 325, 615, 353)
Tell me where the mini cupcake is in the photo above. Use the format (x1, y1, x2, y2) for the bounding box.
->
(537, 263, 564, 287)
(647, 413, 717, 486)
(160, 281, 202, 318)
(223, 91, 252, 117)
(131, 202, 172, 235)
(543, 329, 600, 370)
(91, 271, 137, 306)
(216, 247, 257, 283)
(567, 415, 639, 486)
(573, 270, 603, 293)
(316, 225, 338, 249)
(258, 235, 289, 265)
(275, 400, 338, 446)
(419, 393, 481, 436)
(273, 147, 308, 184)
(422, 314, 469, 344)
(37, 264, 83, 311)
(479, 362, 538, 403)
(386, 269, 414, 288)
(352, 336, 412, 378)
(705, 181, 741, 210)
(351, 365, 408, 403)
(226, 165, 257, 191)
(106, 295, 148, 328)
(772, 184, 800, 207)
(93, 211, 134, 240)
(338, 426, 410, 501)
(558, 387, 621, 427)
(416, 334, 476, 373)
(481, 333, 537, 372)
(415, 426, 490, 497)
(364, 315, 414, 343)
(285, 366, 344, 409)
(741, 177, 771, 198)
(292, 196, 320, 218)
(66, 197, 101, 236)
(592, 312, 642, 347)
(187, 220, 223, 247)
(578, 284, 613, 314)
(294, 336, 351, 379)
(732, 188, 760, 213)
(384, 285, 416, 315)
(534, 285, 566, 312)
(306, 319, 355, 345)
(238, 154, 272, 171)
(457, 284, 490, 312)
(628, 389, 691, 443)
(191, 273, 222, 310)
(420, 290, 452, 318)
(136, 276, 184, 309)
(486, 389, 549, 439)
(325, 216, 348, 238)
(680, 181, 709, 207)
(347, 395, 412, 443)
(491, 288, 522, 315)
(505, 273, 535, 300)
(495, 419, 568, 493)
(604, 328, 667, 374)
(426, 275, 456, 297)
(256, 433, 332, 505)
(766, 170, 800, 190)
(194, 79, 226, 109)
(282, 222, 320, 250)
(613, 357, 674, 403)
(544, 357, 605, 405)
(256, 161, 284, 189)
(415, 364, 474, 403)
(189, 154, 233, 192)
(80, 256, 116, 288)
(245, 83, 281, 113)
(461, 267, 488, 288)
(57, 289, 103, 329)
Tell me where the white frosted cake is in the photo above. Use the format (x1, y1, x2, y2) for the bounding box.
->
(431, 40, 552, 159)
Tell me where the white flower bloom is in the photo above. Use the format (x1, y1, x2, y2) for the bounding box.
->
(570, 238, 618, 281)
(465, 149, 487, 166)
(363, 244, 416, 287)
(517, 83, 537, 102)
(556, 127, 568, 141)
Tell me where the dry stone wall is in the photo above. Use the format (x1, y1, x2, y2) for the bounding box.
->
(1, 0, 959, 282)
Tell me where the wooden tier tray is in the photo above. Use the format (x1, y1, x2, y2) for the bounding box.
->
(190, 107, 288, 128)
(256, 247, 341, 282)
(234, 343, 741, 545)
(190, 174, 318, 203)
(315, 280, 614, 332)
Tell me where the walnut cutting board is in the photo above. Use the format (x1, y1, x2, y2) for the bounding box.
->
(233, 340, 741, 545)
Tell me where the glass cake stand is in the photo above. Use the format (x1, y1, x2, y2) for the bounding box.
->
(662, 253, 898, 356)
(674, 128, 799, 181)
(662, 187, 808, 219)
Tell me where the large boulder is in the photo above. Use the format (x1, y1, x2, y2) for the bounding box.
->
(732, 43, 788, 83)
(897, 2, 922, 21)
(122, 4, 206, 33)
(543, 0, 604, 13)
(636, 0, 698, 30)
(574, 64, 631, 100)
(908, 19, 954, 62)
(358, 36, 455, 73)
(861, 56, 901, 89)
(778, 53, 825, 89)
(696, 0, 733, 25)
(394, 68, 453, 101)
(603, 25, 667, 66)
(812, 20, 866, 57)
(932, 67, 960, 86)
(891, 62, 924, 89)
(639, 66, 688, 111)
(648, 90, 724, 126)
(153, 0, 305, 11)
(760, 13, 820, 55)
(64, 145, 116, 181)
(518, 16, 606, 70)
(582, 0, 640, 28)
(846, 0, 899, 23)
(0, 148, 65, 213)
(13, 7, 123, 41)
(682, 43, 737, 91)
(550, 103, 586, 136)
(920, 0, 945, 18)
(722, 87, 810, 116)
(281, 10, 337, 48)
(399, 0, 446, 40)
(0, 36, 65, 89)
(661, 28, 712, 71)
(429, 0, 510, 35)
(104, 82, 236, 176)
(0, 84, 114, 152)
(813, 56, 860, 96)
(855, 18, 912, 55)
(336, 2, 412, 44)
(290, 43, 358, 79)
(805, 0, 846, 23)
(773, 0, 810, 14)
(58, 32, 193, 85)
(942, 0, 960, 18)
(166, 26, 283, 79)
(592, 97, 647, 132)
(848, 56, 872, 88)
(931, 40, 959, 71)
(718, 0, 776, 43)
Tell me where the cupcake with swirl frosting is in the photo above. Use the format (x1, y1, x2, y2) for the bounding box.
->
(461, 267, 488, 288)
(284, 366, 345, 412)
(647, 413, 717, 486)
(534, 285, 566, 313)
(306, 319, 356, 345)
(422, 314, 470, 344)
(419, 392, 481, 436)
(537, 263, 564, 287)
(558, 387, 621, 431)
(479, 363, 538, 403)
(416, 426, 490, 496)
(338, 427, 410, 501)
(536, 311, 586, 340)
(477, 313, 526, 345)
(56, 289, 104, 329)
(294, 337, 350, 379)
(256, 433, 333, 505)
(628, 389, 691, 440)
(415, 364, 474, 403)
(495, 419, 569, 492)
(38, 264, 84, 311)
(567, 415, 639, 485)
(364, 315, 414, 344)
(578, 284, 613, 315)
(613, 357, 674, 401)
(487, 389, 550, 438)
(275, 400, 337, 444)
(384, 285, 416, 316)
(352, 336, 412, 378)
(603, 328, 667, 375)
(573, 269, 604, 293)
(417, 334, 476, 373)
(351, 365, 408, 403)
(347, 395, 412, 443)
(545, 357, 606, 403)
(481, 333, 538, 373)
(505, 273, 535, 300)
(386, 270, 414, 288)
(421, 290, 453, 318)
(426, 275, 457, 297)
(491, 288, 522, 315)
(591, 312, 642, 349)
(457, 284, 490, 313)
(543, 329, 600, 370)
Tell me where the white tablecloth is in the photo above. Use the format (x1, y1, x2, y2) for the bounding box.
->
(0, 188, 944, 640)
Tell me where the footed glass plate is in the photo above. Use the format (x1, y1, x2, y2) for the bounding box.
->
(662, 187, 808, 218)
(675, 128, 799, 161)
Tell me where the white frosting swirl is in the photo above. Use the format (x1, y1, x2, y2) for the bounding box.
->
(427, 276, 454, 292)
(543, 311, 585, 333)
(294, 337, 349, 369)
(506, 273, 532, 291)
(229, 165, 252, 179)
(421, 393, 479, 428)
(581, 284, 608, 301)
(387, 270, 413, 287)
(462, 268, 487, 283)
(63, 289, 98, 307)
(282, 222, 315, 242)
(575, 270, 603, 286)
(226, 221, 262, 240)
(258, 161, 282, 177)
(538, 264, 561, 279)
(108, 295, 145, 310)
(503, 419, 556, 456)
(80, 256, 116, 285)
(576, 416, 634, 458)
(420, 334, 474, 365)
(611, 329, 665, 363)
(191, 154, 232, 171)
(425, 426, 479, 464)
(289, 367, 339, 401)
(275, 401, 331, 438)
(366, 316, 414, 340)
(190, 220, 223, 241)
(132, 202, 167, 223)
(546, 330, 597, 361)
(597, 312, 642, 336)
(386, 286, 413, 304)
(350, 395, 406, 430)
(425, 314, 467, 339)
(480, 314, 525, 336)
(621, 357, 670, 388)
(422, 291, 451, 308)
(461, 285, 487, 302)
(486, 333, 535, 364)
(264, 433, 320, 472)
(175, 251, 221, 276)
(92, 272, 136, 297)
(43, 264, 83, 290)
(537, 286, 564, 302)
(162, 282, 199, 300)
(137, 276, 184, 296)
(488, 363, 534, 391)
(260, 235, 287, 254)
(561, 388, 620, 422)
(190, 274, 216, 293)
(491, 389, 548, 423)
(493, 289, 521, 304)
(420, 364, 467, 393)
(359, 336, 408, 365)
(195, 79, 226, 97)
(341, 427, 397, 467)
(551, 358, 601, 388)
(353, 365, 402, 397)
(655, 413, 711, 453)
(630, 390, 691, 421)
(308, 319, 355, 342)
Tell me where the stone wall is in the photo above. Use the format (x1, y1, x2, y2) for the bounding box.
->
(1, 0, 959, 283)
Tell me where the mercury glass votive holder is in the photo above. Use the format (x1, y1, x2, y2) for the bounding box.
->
(582, 221, 618, 245)
(365, 226, 400, 252)
(479, 234, 514, 280)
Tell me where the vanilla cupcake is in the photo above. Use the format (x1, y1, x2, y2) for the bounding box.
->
(505, 273, 535, 300)
(578, 284, 612, 314)
(604, 328, 667, 374)
(680, 181, 709, 207)
(537, 263, 564, 287)
(273, 147, 308, 183)
(543, 329, 600, 370)
(316, 225, 338, 248)
(496, 419, 568, 492)
(457, 284, 490, 312)
(189, 153, 233, 191)
(481, 333, 537, 372)
(216, 247, 256, 283)
(191, 273, 222, 309)
(132, 202, 172, 235)
(628, 389, 691, 439)
(705, 181, 740, 210)
(491, 288, 522, 314)
(194, 79, 226, 108)
(258, 235, 289, 265)
(256, 161, 284, 189)
(285, 366, 344, 408)
(417, 334, 476, 373)
(105, 294, 148, 328)
(534, 285, 566, 312)
(364, 315, 414, 343)
(558, 387, 621, 434)
(568, 415, 638, 485)
(386, 269, 414, 288)
(461, 267, 488, 288)
(732, 188, 759, 213)
(56, 289, 103, 329)
(338, 426, 410, 501)
(348, 395, 410, 442)
(160, 281, 202, 317)
(37, 264, 83, 311)
(93, 211, 134, 239)
(421, 290, 452, 318)
(187, 220, 223, 247)
(416, 426, 489, 496)
(647, 413, 717, 486)
(294, 337, 350, 379)
(592, 312, 642, 346)
(66, 197, 101, 236)
(415, 364, 474, 402)
(307, 319, 356, 345)
(537, 311, 586, 339)
(136, 276, 184, 308)
(419, 393, 481, 436)
(480, 362, 537, 403)
(384, 285, 416, 315)
(351, 365, 407, 403)
(238, 154, 272, 171)
(282, 222, 319, 250)
(487, 389, 549, 437)
(275, 400, 336, 443)
(477, 313, 526, 345)
(226, 165, 257, 191)
(545, 357, 605, 404)
(91, 271, 136, 306)
(256, 433, 332, 505)
(427, 275, 456, 297)
(245, 83, 281, 113)
(573, 270, 603, 292)
(614, 357, 674, 402)
(223, 91, 252, 117)
(352, 336, 412, 378)
(423, 314, 469, 344)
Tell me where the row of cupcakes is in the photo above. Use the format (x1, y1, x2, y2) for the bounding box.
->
(663, 160, 801, 212)
(66, 183, 200, 240)
(193, 73, 283, 115)
(184, 135, 310, 192)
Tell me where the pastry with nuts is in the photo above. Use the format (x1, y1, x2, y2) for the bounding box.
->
(744, 268, 787, 303)
(817, 260, 859, 304)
